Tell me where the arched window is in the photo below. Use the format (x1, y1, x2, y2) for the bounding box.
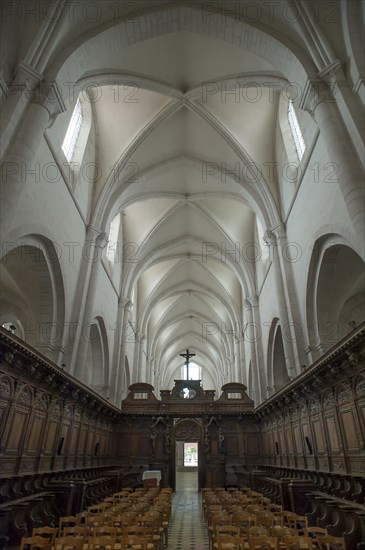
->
(62, 97, 83, 162)
(287, 99, 306, 161)
(2, 322, 17, 334)
(255, 216, 269, 261)
(106, 213, 121, 262)
(181, 361, 200, 380)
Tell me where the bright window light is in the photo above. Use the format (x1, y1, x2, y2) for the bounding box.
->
(256, 216, 269, 260)
(62, 98, 83, 162)
(288, 100, 306, 161)
(106, 213, 121, 262)
(181, 362, 201, 380)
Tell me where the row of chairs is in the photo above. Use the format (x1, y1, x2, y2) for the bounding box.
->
(20, 486, 173, 550)
(202, 487, 347, 549)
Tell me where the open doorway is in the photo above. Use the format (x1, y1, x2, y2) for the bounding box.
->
(184, 442, 198, 467)
(175, 440, 198, 491)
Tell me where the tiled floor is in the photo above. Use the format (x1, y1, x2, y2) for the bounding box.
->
(167, 472, 209, 549)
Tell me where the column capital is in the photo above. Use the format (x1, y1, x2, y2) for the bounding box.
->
(244, 295, 258, 309)
(86, 225, 107, 247)
(12, 62, 44, 92)
(264, 222, 286, 244)
(119, 296, 133, 310)
(299, 75, 338, 117)
(263, 230, 276, 247)
(7, 64, 65, 123)
(135, 331, 146, 343)
(33, 80, 66, 123)
(96, 231, 108, 249)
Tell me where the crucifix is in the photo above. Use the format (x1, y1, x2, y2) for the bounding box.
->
(180, 348, 196, 380)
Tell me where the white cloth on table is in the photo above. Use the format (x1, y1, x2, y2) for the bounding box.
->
(142, 470, 162, 484)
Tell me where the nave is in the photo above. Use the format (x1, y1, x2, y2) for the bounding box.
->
(168, 472, 209, 550)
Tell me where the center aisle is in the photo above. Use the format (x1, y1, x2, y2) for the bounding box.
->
(167, 472, 209, 550)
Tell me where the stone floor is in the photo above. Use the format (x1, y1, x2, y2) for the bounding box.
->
(167, 472, 209, 550)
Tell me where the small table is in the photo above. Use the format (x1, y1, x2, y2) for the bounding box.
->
(142, 470, 162, 486)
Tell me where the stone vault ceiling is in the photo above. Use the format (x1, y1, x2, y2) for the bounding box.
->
(54, 13, 295, 391)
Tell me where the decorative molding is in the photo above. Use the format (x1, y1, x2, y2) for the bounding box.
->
(317, 59, 342, 80)
(13, 62, 44, 92)
(353, 76, 365, 95)
(119, 296, 133, 310)
(33, 81, 66, 122)
(0, 76, 9, 99)
(256, 320, 365, 414)
(299, 77, 337, 117)
(0, 326, 120, 418)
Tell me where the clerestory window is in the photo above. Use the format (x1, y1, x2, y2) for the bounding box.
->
(62, 98, 83, 162)
(106, 213, 121, 263)
(288, 99, 306, 161)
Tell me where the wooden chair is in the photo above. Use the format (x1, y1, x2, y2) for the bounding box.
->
(304, 527, 328, 549)
(122, 525, 154, 550)
(58, 516, 81, 536)
(215, 534, 245, 550)
(235, 512, 257, 531)
(205, 504, 223, 523)
(285, 516, 308, 532)
(115, 514, 138, 529)
(256, 514, 282, 530)
(247, 527, 270, 538)
(268, 504, 282, 513)
(247, 505, 263, 514)
(91, 526, 119, 539)
(87, 535, 116, 549)
(121, 534, 148, 550)
(137, 516, 163, 550)
(209, 514, 233, 549)
(278, 512, 297, 526)
(85, 514, 106, 530)
(20, 536, 51, 550)
(88, 503, 112, 513)
(31, 527, 58, 547)
(283, 536, 314, 549)
(153, 506, 170, 546)
(305, 526, 327, 537)
(316, 535, 346, 549)
(62, 526, 89, 538)
(53, 537, 85, 550)
(248, 535, 279, 549)
(76, 511, 89, 525)
(214, 524, 242, 548)
(270, 526, 298, 541)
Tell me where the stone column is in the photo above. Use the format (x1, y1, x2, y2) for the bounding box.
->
(234, 335, 242, 383)
(244, 297, 265, 404)
(264, 229, 299, 380)
(64, 226, 107, 378)
(226, 355, 234, 383)
(145, 355, 155, 385)
(111, 297, 133, 406)
(1, 62, 44, 161)
(133, 332, 146, 383)
(301, 79, 365, 242)
(73, 229, 108, 384)
(1, 72, 65, 240)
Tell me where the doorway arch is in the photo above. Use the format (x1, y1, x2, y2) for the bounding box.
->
(170, 418, 205, 491)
